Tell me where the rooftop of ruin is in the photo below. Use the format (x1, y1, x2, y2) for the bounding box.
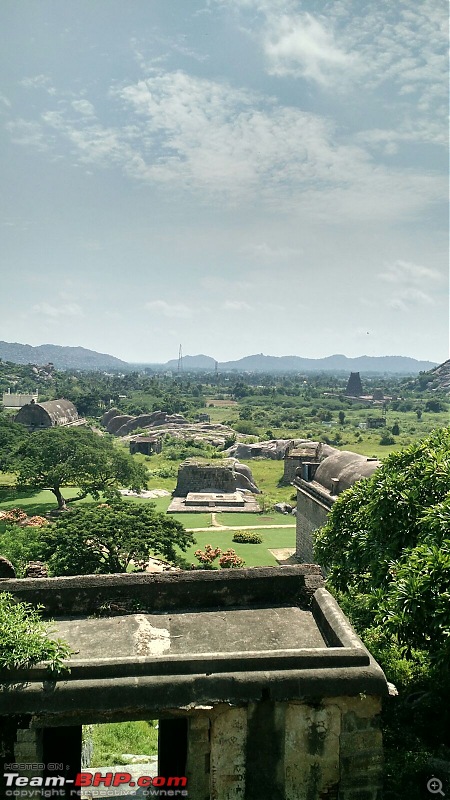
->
(0, 567, 388, 725)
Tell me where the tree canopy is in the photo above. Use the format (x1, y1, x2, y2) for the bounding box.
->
(0, 414, 29, 472)
(40, 502, 194, 575)
(15, 427, 147, 509)
(315, 426, 450, 667)
(0, 592, 71, 672)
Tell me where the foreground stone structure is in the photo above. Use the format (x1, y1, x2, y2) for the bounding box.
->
(0, 567, 388, 799)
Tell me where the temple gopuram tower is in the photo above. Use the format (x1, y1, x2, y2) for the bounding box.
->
(345, 371, 363, 396)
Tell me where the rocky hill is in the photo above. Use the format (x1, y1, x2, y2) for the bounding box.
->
(425, 359, 450, 391)
(0, 341, 128, 371)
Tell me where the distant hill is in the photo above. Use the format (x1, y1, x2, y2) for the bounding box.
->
(0, 341, 128, 371)
(161, 352, 437, 374)
(164, 354, 217, 371)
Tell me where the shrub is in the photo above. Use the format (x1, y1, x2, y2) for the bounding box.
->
(0, 524, 47, 577)
(219, 549, 245, 569)
(232, 532, 262, 544)
(0, 592, 71, 672)
(193, 544, 222, 569)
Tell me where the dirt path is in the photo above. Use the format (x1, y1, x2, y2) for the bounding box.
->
(186, 523, 295, 532)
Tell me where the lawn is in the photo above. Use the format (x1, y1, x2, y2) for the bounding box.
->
(0, 488, 172, 517)
(239, 459, 296, 503)
(86, 721, 158, 767)
(170, 512, 214, 528)
(217, 511, 295, 527)
(0, 487, 99, 515)
(179, 527, 296, 568)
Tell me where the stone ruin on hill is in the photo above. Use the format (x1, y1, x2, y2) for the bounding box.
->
(168, 458, 261, 513)
(101, 408, 235, 448)
(226, 438, 305, 460)
(173, 458, 260, 497)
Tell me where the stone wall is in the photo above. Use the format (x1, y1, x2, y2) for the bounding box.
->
(3, 696, 383, 800)
(184, 695, 383, 799)
(296, 485, 333, 562)
(173, 459, 259, 496)
(1, 566, 324, 618)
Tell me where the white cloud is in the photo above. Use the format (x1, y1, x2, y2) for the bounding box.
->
(389, 288, 435, 312)
(0, 93, 11, 108)
(6, 119, 48, 150)
(379, 260, 441, 285)
(20, 74, 55, 94)
(264, 12, 355, 85)
(242, 242, 303, 261)
(145, 300, 193, 318)
(215, 0, 447, 145)
(379, 259, 443, 312)
(223, 300, 254, 311)
(71, 99, 95, 116)
(32, 302, 84, 318)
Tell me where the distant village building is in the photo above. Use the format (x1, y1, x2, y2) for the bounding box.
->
(196, 413, 211, 423)
(367, 416, 386, 429)
(14, 399, 82, 431)
(2, 391, 38, 408)
(129, 435, 163, 456)
(345, 372, 363, 396)
(293, 449, 380, 562)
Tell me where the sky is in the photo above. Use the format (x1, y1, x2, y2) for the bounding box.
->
(0, 0, 448, 365)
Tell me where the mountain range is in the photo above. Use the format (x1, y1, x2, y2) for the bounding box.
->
(0, 341, 128, 371)
(162, 352, 437, 374)
(0, 341, 438, 374)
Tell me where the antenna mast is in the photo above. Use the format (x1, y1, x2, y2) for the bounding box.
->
(177, 344, 183, 373)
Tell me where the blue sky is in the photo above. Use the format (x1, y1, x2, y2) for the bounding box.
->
(1, 0, 448, 364)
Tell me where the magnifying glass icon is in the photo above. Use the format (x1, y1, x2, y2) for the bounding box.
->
(427, 777, 445, 796)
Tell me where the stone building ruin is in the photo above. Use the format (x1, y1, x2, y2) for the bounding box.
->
(0, 567, 388, 800)
(168, 458, 261, 512)
(293, 449, 380, 562)
(14, 399, 83, 431)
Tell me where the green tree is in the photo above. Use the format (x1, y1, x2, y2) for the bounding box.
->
(338, 411, 346, 425)
(15, 427, 147, 509)
(315, 427, 450, 598)
(0, 524, 46, 577)
(40, 502, 194, 575)
(0, 592, 71, 672)
(0, 414, 28, 472)
(314, 429, 450, 794)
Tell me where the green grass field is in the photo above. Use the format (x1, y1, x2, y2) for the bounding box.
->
(180, 526, 295, 568)
(87, 721, 158, 767)
(216, 511, 294, 527)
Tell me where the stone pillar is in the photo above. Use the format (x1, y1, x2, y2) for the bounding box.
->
(245, 701, 285, 800)
(14, 724, 44, 800)
(334, 696, 384, 800)
(210, 706, 247, 800)
(186, 712, 211, 800)
(284, 701, 340, 800)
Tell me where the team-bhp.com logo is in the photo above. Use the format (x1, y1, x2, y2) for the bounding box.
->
(4, 771, 188, 797)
